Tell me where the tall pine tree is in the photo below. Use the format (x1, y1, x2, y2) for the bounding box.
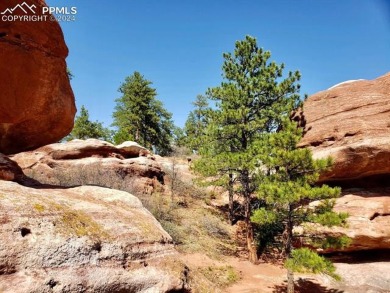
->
(194, 36, 301, 263)
(112, 72, 174, 155)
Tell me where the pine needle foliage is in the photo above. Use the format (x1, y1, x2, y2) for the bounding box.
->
(183, 95, 210, 152)
(112, 71, 174, 155)
(194, 35, 302, 263)
(252, 119, 347, 292)
(68, 105, 112, 141)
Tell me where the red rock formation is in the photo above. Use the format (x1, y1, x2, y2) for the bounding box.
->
(11, 139, 164, 195)
(298, 72, 390, 254)
(306, 188, 390, 252)
(0, 180, 188, 292)
(0, 140, 187, 291)
(298, 72, 390, 182)
(0, 0, 76, 154)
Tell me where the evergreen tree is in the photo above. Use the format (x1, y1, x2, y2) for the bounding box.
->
(194, 35, 301, 263)
(172, 126, 186, 147)
(68, 105, 112, 141)
(112, 72, 174, 155)
(183, 95, 209, 152)
(252, 119, 348, 293)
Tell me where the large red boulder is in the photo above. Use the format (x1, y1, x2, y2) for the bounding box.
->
(298, 72, 390, 182)
(0, 0, 76, 154)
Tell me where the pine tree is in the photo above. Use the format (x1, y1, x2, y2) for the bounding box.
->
(183, 95, 209, 152)
(194, 35, 301, 263)
(251, 119, 348, 293)
(172, 126, 186, 148)
(112, 72, 174, 155)
(68, 105, 112, 141)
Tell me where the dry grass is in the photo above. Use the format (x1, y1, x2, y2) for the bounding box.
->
(188, 265, 240, 293)
(138, 159, 236, 260)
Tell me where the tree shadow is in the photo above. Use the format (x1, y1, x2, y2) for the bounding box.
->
(214, 200, 245, 224)
(271, 279, 344, 293)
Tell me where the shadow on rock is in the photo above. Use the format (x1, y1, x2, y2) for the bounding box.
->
(17, 175, 78, 190)
(272, 279, 344, 293)
(326, 249, 390, 264)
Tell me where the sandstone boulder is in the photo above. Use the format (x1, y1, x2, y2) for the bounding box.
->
(11, 139, 163, 195)
(117, 141, 151, 157)
(0, 0, 76, 154)
(314, 256, 390, 293)
(0, 181, 187, 292)
(298, 72, 390, 182)
(304, 188, 390, 252)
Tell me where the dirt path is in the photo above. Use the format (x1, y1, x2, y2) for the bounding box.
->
(224, 258, 286, 293)
(180, 253, 287, 292)
(180, 253, 352, 293)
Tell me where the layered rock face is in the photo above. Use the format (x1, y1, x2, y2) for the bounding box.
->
(299, 73, 390, 253)
(298, 72, 390, 182)
(0, 141, 186, 292)
(0, 180, 187, 292)
(306, 188, 390, 252)
(0, 0, 76, 154)
(12, 139, 163, 195)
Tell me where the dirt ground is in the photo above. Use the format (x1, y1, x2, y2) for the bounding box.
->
(180, 252, 390, 293)
(180, 253, 336, 293)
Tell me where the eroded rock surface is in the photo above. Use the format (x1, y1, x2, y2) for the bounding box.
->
(305, 188, 390, 253)
(11, 139, 163, 195)
(314, 252, 390, 293)
(296, 73, 390, 259)
(0, 0, 76, 154)
(298, 72, 390, 182)
(0, 181, 187, 292)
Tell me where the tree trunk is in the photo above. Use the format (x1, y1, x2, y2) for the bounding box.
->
(286, 204, 294, 293)
(246, 213, 257, 263)
(242, 170, 257, 263)
(228, 172, 234, 225)
(287, 269, 294, 293)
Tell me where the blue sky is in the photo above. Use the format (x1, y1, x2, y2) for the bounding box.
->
(47, 0, 390, 128)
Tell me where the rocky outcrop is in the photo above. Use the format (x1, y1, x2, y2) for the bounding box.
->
(0, 0, 76, 154)
(306, 188, 390, 252)
(11, 139, 163, 195)
(313, 262, 390, 293)
(298, 72, 390, 182)
(298, 73, 390, 255)
(0, 180, 188, 292)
